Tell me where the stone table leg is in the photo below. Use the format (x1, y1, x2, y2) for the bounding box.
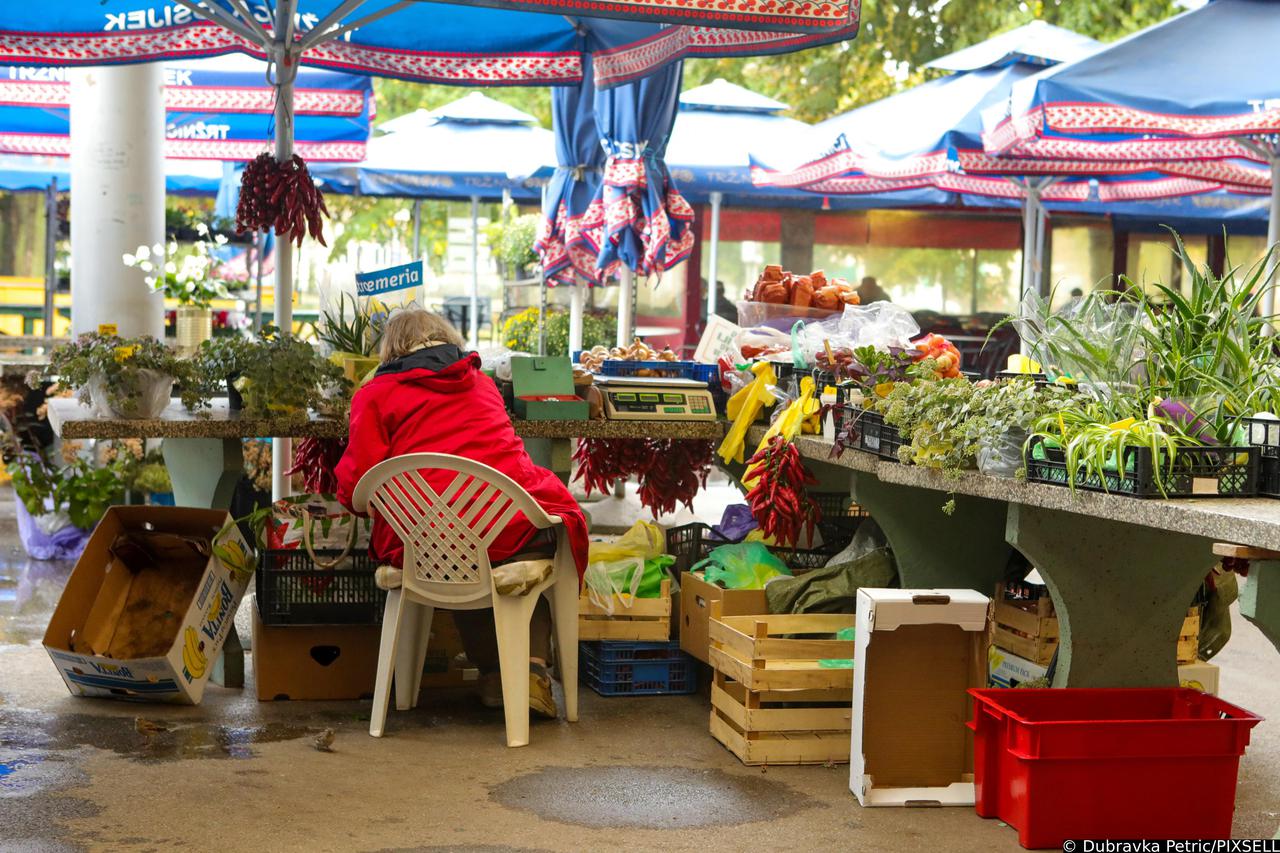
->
(161, 437, 243, 510)
(162, 436, 245, 688)
(1240, 561, 1280, 655)
(849, 470, 1012, 592)
(523, 437, 572, 486)
(1008, 503, 1214, 687)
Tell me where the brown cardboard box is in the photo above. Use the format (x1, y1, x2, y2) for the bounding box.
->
(679, 571, 767, 664)
(43, 506, 252, 704)
(851, 588, 990, 807)
(253, 609, 474, 701)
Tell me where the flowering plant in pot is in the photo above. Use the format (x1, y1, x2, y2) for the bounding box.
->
(34, 332, 191, 419)
(123, 222, 231, 352)
(234, 328, 350, 420)
(3, 437, 126, 559)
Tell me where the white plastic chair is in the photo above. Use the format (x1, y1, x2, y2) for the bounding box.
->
(352, 452, 579, 747)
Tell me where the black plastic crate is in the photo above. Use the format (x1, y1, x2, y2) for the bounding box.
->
(1242, 416, 1280, 459)
(256, 548, 387, 626)
(1260, 454, 1280, 499)
(1023, 435, 1258, 499)
(580, 641, 697, 696)
(837, 407, 905, 462)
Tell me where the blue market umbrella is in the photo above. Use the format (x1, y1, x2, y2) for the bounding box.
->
(0, 54, 372, 162)
(980, 0, 1280, 310)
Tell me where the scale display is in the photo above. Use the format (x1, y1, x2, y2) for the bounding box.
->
(595, 376, 717, 421)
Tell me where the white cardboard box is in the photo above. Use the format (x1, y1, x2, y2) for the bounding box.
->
(1178, 659, 1220, 695)
(43, 506, 253, 704)
(851, 588, 990, 807)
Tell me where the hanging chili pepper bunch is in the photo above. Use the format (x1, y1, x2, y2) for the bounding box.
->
(637, 439, 714, 518)
(285, 436, 347, 494)
(236, 151, 329, 247)
(745, 435, 821, 546)
(573, 438, 715, 518)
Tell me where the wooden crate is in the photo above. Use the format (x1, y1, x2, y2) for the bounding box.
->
(989, 583, 1059, 666)
(578, 578, 671, 642)
(708, 604, 855, 766)
(1178, 607, 1201, 665)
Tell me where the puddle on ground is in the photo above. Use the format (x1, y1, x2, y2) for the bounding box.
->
(490, 766, 812, 829)
(0, 708, 317, 764)
(0, 555, 74, 646)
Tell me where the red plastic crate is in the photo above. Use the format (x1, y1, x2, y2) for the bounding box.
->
(968, 688, 1262, 849)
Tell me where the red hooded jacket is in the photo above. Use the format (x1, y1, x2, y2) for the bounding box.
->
(335, 345, 588, 578)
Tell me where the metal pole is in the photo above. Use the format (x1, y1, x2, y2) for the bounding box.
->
(706, 191, 722, 321)
(43, 178, 57, 336)
(1264, 154, 1280, 329)
(1020, 184, 1041, 303)
(271, 2, 298, 502)
(568, 282, 584, 353)
(469, 195, 480, 348)
(254, 231, 266, 332)
(1033, 194, 1049, 298)
(538, 275, 548, 356)
(617, 267, 635, 346)
(411, 198, 422, 259)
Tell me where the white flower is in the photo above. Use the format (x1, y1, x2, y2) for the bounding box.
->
(151, 243, 165, 257)
(135, 245, 151, 262)
(214, 234, 228, 246)
(168, 241, 178, 256)
(122, 252, 136, 266)
(195, 222, 209, 236)
(138, 260, 154, 273)
(165, 262, 177, 275)
(185, 281, 196, 293)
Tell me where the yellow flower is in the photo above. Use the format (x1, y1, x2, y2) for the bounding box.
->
(113, 345, 138, 363)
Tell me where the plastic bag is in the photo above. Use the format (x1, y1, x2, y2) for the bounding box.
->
(584, 521, 673, 613)
(692, 542, 791, 590)
(587, 520, 665, 565)
(1010, 288, 1146, 385)
(799, 303, 921, 365)
(734, 326, 792, 361)
(712, 504, 758, 542)
(823, 518, 887, 568)
(718, 361, 781, 464)
(977, 428, 1028, 478)
(14, 496, 90, 561)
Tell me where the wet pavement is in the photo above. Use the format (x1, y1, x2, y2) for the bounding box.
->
(0, 493, 1276, 852)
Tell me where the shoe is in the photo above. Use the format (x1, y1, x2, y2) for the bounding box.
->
(478, 671, 503, 709)
(529, 662, 558, 719)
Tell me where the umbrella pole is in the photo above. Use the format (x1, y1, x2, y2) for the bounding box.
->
(412, 198, 422, 259)
(470, 195, 480, 347)
(271, 4, 298, 502)
(1266, 153, 1280, 329)
(1020, 185, 1040, 303)
(254, 231, 266, 333)
(617, 267, 635, 347)
(569, 283, 584, 353)
(43, 178, 57, 337)
(707, 191, 722, 322)
(538, 274, 548, 356)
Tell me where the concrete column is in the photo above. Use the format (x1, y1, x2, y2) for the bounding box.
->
(69, 65, 165, 338)
(779, 209, 815, 274)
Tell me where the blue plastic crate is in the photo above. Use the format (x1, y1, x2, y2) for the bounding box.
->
(572, 352, 720, 388)
(580, 641, 697, 696)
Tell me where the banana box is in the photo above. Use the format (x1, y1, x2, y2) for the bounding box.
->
(43, 507, 254, 704)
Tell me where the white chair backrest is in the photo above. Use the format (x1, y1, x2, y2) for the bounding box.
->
(351, 453, 554, 604)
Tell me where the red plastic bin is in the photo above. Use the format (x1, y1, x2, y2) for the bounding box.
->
(968, 688, 1263, 849)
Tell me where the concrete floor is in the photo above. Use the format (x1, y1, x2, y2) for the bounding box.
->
(1, 505, 1278, 852)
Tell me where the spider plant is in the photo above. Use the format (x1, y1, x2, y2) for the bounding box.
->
(318, 292, 384, 358)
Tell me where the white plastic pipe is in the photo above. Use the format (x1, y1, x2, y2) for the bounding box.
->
(270, 13, 298, 502)
(68, 65, 165, 338)
(707, 191, 722, 321)
(568, 283, 584, 354)
(411, 198, 422, 259)
(43, 178, 57, 335)
(617, 267, 635, 346)
(469, 195, 480, 348)
(1020, 185, 1042, 303)
(1264, 154, 1280, 330)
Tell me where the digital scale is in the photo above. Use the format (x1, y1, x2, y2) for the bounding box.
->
(595, 375, 717, 421)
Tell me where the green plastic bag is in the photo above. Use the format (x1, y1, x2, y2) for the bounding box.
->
(583, 555, 675, 613)
(692, 542, 791, 590)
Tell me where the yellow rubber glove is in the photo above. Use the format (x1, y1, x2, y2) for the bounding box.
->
(718, 361, 779, 465)
(743, 376, 819, 489)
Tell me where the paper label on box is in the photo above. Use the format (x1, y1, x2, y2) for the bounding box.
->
(97, 323, 117, 336)
(694, 315, 741, 366)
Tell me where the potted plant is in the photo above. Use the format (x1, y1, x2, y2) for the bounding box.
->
(317, 292, 384, 382)
(235, 329, 350, 419)
(123, 222, 231, 354)
(193, 335, 254, 411)
(5, 441, 126, 560)
(486, 213, 540, 281)
(36, 332, 191, 419)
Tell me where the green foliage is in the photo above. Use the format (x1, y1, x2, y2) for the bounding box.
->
(7, 449, 126, 531)
(131, 462, 173, 495)
(501, 307, 618, 356)
(37, 333, 194, 417)
(318, 292, 385, 357)
(485, 214, 540, 276)
(235, 328, 351, 419)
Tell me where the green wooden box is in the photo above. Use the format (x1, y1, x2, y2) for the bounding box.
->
(510, 356, 588, 421)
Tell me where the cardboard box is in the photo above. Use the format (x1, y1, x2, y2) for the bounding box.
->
(851, 588, 989, 807)
(679, 571, 767, 664)
(987, 644, 1049, 688)
(1178, 659, 1220, 696)
(253, 609, 475, 701)
(43, 507, 253, 704)
(511, 356, 588, 420)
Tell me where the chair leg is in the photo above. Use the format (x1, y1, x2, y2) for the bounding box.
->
(409, 605, 434, 709)
(492, 593, 537, 748)
(394, 601, 422, 712)
(550, 567, 580, 723)
(370, 589, 405, 738)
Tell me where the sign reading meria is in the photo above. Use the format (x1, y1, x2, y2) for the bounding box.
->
(355, 260, 423, 296)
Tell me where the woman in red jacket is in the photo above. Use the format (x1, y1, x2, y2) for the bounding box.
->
(336, 309, 588, 718)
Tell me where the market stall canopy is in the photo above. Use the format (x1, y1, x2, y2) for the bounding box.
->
(0, 153, 226, 196)
(311, 92, 553, 200)
(0, 2, 861, 89)
(667, 78, 951, 209)
(0, 54, 373, 161)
